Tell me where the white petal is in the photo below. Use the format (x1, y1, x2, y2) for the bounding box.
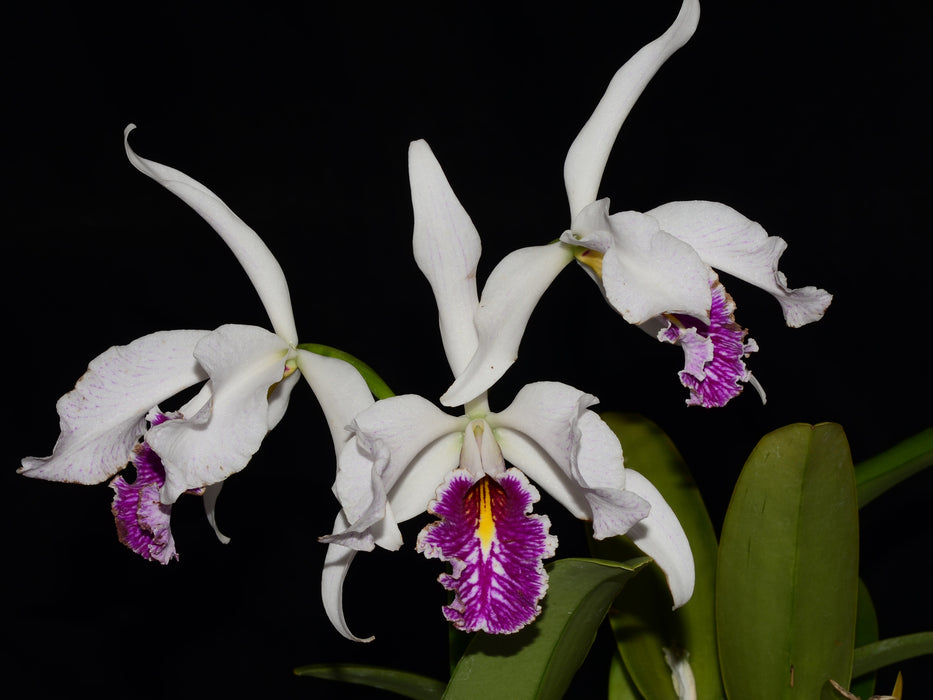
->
(623, 469, 695, 609)
(150, 324, 291, 503)
(562, 199, 712, 324)
(493, 382, 602, 516)
(409, 140, 481, 376)
(327, 396, 463, 547)
(440, 242, 574, 407)
(321, 511, 375, 642)
(20, 329, 208, 484)
(296, 349, 375, 455)
(494, 381, 602, 483)
(124, 125, 299, 345)
(387, 431, 462, 522)
(202, 482, 231, 544)
(647, 200, 833, 327)
(267, 370, 301, 430)
(563, 0, 701, 217)
(495, 427, 589, 519)
(342, 394, 465, 498)
(494, 382, 652, 538)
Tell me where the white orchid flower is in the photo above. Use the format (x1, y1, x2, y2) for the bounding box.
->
(437, 0, 832, 409)
(319, 140, 694, 642)
(20, 125, 372, 563)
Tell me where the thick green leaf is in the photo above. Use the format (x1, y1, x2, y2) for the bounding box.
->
(854, 428, 933, 507)
(716, 423, 859, 698)
(293, 663, 446, 699)
(443, 557, 649, 700)
(597, 413, 724, 699)
(608, 649, 644, 700)
(851, 632, 933, 677)
(848, 579, 879, 698)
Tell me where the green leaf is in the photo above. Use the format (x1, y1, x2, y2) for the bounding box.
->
(851, 632, 933, 677)
(293, 663, 446, 699)
(716, 423, 859, 698)
(608, 649, 644, 700)
(596, 413, 724, 699)
(848, 579, 879, 699)
(854, 428, 933, 508)
(443, 557, 650, 700)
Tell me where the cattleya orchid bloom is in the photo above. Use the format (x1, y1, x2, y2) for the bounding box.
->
(319, 140, 694, 642)
(437, 0, 832, 409)
(20, 125, 372, 563)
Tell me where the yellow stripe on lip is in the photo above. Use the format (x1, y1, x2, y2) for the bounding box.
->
(474, 477, 496, 558)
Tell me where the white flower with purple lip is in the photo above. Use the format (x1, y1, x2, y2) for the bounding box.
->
(319, 141, 694, 642)
(20, 125, 371, 563)
(431, 0, 832, 410)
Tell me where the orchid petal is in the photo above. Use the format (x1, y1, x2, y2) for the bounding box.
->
(647, 200, 833, 327)
(387, 431, 463, 522)
(124, 125, 299, 345)
(623, 469, 695, 608)
(326, 396, 465, 548)
(409, 139, 481, 376)
(495, 426, 589, 519)
(440, 242, 575, 407)
(416, 470, 557, 634)
(267, 370, 301, 431)
(296, 349, 375, 455)
(339, 394, 465, 502)
(149, 324, 291, 503)
(321, 435, 394, 550)
(202, 482, 231, 545)
(495, 382, 650, 538)
(659, 274, 761, 408)
(562, 199, 712, 324)
(321, 511, 375, 642)
(563, 0, 701, 217)
(110, 438, 178, 564)
(20, 329, 209, 484)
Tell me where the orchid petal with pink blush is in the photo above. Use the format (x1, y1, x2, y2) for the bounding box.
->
(23, 127, 371, 562)
(20, 329, 208, 484)
(555, 0, 830, 405)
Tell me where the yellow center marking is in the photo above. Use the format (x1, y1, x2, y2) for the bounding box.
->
(574, 248, 604, 278)
(475, 478, 496, 558)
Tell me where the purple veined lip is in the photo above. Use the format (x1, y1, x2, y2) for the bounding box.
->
(417, 468, 557, 634)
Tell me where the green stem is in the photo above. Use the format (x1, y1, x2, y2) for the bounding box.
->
(298, 343, 395, 400)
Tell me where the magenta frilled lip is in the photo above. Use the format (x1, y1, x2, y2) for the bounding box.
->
(416, 468, 557, 634)
(110, 413, 178, 564)
(661, 276, 760, 408)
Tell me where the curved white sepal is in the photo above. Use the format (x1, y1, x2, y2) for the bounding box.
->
(202, 482, 231, 544)
(647, 200, 833, 327)
(321, 511, 375, 642)
(296, 349, 375, 455)
(440, 243, 574, 407)
(20, 329, 209, 484)
(409, 139, 481, 376)
(623, 469, 695, 609)
(124, 125, 299, 345)
(563, 0, 701, 217)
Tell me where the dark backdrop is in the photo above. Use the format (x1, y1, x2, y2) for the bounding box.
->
(5, 2, 930, 697)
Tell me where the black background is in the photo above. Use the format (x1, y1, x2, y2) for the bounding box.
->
(5, 2, 931, 697)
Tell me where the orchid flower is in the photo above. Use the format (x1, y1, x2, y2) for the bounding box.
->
(20, 125, 372, 563)
(319, 140, 694, 642)
(437, 0, 832, 409)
